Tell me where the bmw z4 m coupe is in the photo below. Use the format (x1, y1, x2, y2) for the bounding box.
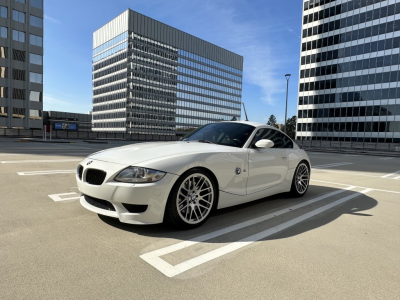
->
(76, 121, 311, 229)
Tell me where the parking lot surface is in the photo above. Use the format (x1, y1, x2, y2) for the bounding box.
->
(1, 139, 399, 299)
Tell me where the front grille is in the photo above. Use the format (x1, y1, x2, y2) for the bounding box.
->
(84, 195, 115, 211)
(77, 165, 83, 180)
(122, 203, 148, 213)
(86, 169, 106, 185)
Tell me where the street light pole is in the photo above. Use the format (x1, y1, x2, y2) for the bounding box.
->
(284, 74, 291, 133)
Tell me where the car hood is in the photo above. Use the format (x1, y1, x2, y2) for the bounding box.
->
(88, 141, 241, 166)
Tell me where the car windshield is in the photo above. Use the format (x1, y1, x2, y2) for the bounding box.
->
(182, 123, 255, 148)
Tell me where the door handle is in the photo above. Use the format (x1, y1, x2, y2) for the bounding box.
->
(282, 155, 287, 160)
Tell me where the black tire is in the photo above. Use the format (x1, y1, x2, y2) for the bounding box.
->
(164, 168, 218, 230)
(290, 161, 310, 197)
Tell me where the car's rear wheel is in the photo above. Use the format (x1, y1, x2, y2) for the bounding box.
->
(165, 169, 217, 229)
(290, 161, 310, 197)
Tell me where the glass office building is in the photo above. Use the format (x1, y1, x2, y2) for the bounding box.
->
(0, 0, 44, 129)
(92, 10, 243, 136)
(297, 0, 400, 143)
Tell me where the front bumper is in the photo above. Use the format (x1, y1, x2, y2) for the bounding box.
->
(76, 158, 179, 225)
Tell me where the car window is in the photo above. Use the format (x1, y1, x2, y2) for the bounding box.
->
(251, 128, 293, 148)
(183, 123, 255, 148)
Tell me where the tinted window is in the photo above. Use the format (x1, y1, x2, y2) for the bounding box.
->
(251, 128, 293, 149)
(183, 123, 255, 148)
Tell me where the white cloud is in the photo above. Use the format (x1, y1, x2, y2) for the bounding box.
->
(44, 15, 62, 24)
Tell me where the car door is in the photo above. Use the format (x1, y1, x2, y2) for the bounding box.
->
(246, 128, 290, 194)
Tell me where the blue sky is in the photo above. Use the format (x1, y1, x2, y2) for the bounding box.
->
(44, 0, 303, 124)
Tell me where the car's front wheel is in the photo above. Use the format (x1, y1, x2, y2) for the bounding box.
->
(165, 169, 217, 229)
(290, 161, 310, 197)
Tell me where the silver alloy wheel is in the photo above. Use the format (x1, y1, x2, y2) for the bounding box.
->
(176, 173, 214, 224)
(295, 163, 309, 194)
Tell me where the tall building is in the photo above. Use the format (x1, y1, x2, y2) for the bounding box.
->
(0, 0, 44, 129)
(297, 0, 400, 143)
(92, 9, 243, 136)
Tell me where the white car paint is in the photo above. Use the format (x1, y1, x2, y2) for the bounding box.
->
(76, 121, 310, 225)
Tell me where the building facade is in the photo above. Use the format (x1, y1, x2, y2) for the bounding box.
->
(0, 0, 43, 129)
(92, 10, 243, 136)
(297, 0, 400, 143)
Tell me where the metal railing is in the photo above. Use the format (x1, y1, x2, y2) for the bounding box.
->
(295, 139, 400, 155)
(0, 129, 180, 141)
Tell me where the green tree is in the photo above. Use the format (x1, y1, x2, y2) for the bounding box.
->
(267, 115, 278, 128)
(284, 115, 297, 139)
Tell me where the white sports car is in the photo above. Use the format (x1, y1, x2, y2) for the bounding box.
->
(76, 121, 310, 229)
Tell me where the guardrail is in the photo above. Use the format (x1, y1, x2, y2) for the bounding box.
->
(295, 139, 400, 155)
(0, 129, 180, 141)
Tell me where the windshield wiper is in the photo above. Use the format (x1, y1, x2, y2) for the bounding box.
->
(197, 140, 216, 144)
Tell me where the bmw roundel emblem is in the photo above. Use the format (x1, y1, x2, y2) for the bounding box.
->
(87, 161, 93, 166)
(235, 167, 241, 175)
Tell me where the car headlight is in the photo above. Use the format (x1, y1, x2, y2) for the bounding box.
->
(115, 167, 166, 183)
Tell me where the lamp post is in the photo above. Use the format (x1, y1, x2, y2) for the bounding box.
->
(284, 74, 291, 133)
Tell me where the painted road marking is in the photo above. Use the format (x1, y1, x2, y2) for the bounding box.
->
(141, 188, 369, 277)
(17, 170, 75, 176)
(312, 162, 353, 169)
(312, 169, 400, 180)
(48, 192, 80, 202)
(381, 170, 400, 178)
(311, 179, 400, 194)
(1, 159, 82, 164)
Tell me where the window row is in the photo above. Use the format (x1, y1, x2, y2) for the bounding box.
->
(131, 51, 177, 73)
(301, 36, 400, 65)
(129, 83, 176, 98)
(178, 57, 242, 82)
(298, 104, 400, 119)
(303, 2, 398, 32)
(93, 32, 128, 56)
(93, 52, 127, 72)
(176, 115, 234, 126)
(177, 109, 239, 121)
(178, 66, 241, 89)
(304, 0, 385, 16)
(1, 6, 43, 26)
(299, 70, 400, 92)
(0, 26, 43, 46)
(300, 53, 399, 78)
(92, 121, 125, 129)
(133, 33, 178, 54)
(92, 92, 126, 105)
(13, 0, 43, 9)
(0, 107, 42, 119)
(177, 100, 240, 115)
(297, 136, 399, 143)
(0, 87, 42, 101)
(301, 19, 400, 52)
(129, 71, 176, 87)
(128, 93, 176, 105)
(297, 121, 400, 134)
(131, 42, 178, 62)
(93, 42, 127, 63)
(178, 83, 241, 102)
(178, 75, 241, 96)
(299, 88, 399, 105)
(177, 91, 241, 109)
(132, 64, 176, 80)
(178, 49, 242, 76)
(93, 82, 125, 96)
(127, 104, 175, 115)
(93, 73, 126, 88)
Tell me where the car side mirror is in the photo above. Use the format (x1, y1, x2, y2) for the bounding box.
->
(255, 139, 274, 148)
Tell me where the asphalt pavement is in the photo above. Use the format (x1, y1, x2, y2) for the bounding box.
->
(0, 138, 399, 300)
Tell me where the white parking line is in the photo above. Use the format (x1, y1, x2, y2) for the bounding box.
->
(381, 170, 400, 178)
(311, 179, 400, 194)
(1, 159, 82, 164)
(312, 162, 353, 169)
(48, 192, 80, 202)
(140, 187, 359, 277)
(17, 170, 76, 176)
